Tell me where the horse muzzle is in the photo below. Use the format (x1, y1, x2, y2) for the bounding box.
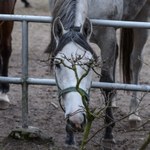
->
(66, 113, 86, 132)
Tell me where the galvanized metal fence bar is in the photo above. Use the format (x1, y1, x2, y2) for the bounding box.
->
(1, 14, 150, 28)
(1, 76, 150, 92)
(22, 20, 29, 128)
(0, 14, 150, 129)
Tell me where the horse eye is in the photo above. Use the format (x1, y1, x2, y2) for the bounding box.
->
(54, 61, 61, 69)
(56, 63, 61, 68)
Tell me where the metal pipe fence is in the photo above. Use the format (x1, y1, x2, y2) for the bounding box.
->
(1, 14, 150, 28)
(0, 14, 150, 128)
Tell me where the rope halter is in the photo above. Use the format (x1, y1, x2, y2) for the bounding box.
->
(55, 75, 90, 112)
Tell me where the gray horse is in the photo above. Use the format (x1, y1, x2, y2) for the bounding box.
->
(47, 0, 149, 147)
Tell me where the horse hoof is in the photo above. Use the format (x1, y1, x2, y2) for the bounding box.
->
(0, 93, 10, 110)
(102, 138, 116, 144)
(111, 104, 118, 110)
(111, 99, 119, 109)
(129, 114, 141, 128)
(65, 144, 78, 150)
(102, 138, 116, 150)
(129, 120, 141, 128)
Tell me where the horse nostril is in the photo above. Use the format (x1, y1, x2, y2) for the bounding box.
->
(80, 113, 86, 130)
(83, 113, 86, 124)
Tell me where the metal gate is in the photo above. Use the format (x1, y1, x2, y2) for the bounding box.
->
(0, 14, 150, 129)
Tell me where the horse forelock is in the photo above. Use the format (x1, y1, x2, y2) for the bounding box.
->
(50, 31, 97, 67)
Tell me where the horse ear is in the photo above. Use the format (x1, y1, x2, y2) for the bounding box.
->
(53, 17, 65, 42)
(81, 17, 93, 41)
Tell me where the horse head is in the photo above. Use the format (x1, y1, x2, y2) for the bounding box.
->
(51, 17, 96, 134)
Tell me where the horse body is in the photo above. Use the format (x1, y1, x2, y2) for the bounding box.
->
(123, 0, 148, 20)
(89, 0, 149, 140)
(0, 0, 16, 109)
(48, 0, 149, 147)
(88, 0, 123, 20)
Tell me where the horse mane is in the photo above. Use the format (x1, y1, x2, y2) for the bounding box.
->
(53, 0, 76, 30)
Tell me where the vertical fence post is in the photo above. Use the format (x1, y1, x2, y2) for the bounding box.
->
(22, 20, 29, 128)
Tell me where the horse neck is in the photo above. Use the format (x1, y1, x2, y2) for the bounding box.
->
(75, 0, 88, 27)
(123, 0, 147, 20)
(53, 0, 88, 28)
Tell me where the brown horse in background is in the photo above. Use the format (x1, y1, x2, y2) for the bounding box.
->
(0, 0, 16, 109)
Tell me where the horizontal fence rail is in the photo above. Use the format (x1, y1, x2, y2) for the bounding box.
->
(0, 14, 150, 28)
(1, 76, 150, 92)
(0, 14, 150, 129)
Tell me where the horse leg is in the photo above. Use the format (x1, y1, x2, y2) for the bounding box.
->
(65, 124, 76, 146)
(0, 21, 13, 109)
(93, 27, 117, 144)
(111, 43, 119, 108)
(0, 48, 10, 109)
(129, 32, 148, 126)
(129, 5, 149, 127)
(0, 48, 11, 110)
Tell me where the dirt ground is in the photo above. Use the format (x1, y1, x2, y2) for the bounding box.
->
(0, 0, 150, 150)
